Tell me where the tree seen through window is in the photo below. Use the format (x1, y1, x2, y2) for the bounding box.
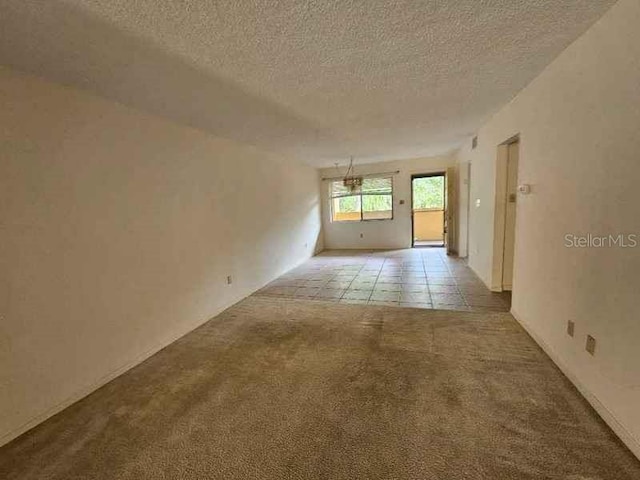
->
(412, 176, 444, 210)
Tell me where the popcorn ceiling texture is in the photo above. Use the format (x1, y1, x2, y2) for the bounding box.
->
(0, 0, 616, 166)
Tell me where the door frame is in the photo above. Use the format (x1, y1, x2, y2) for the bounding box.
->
(491, 134, 520, 291)
(410, 172, 446, 248)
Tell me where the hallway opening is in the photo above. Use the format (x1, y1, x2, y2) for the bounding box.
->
(491, 137, 520, 292)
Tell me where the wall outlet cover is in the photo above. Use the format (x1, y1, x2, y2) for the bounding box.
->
(586, 335, 596, 355)
(567, 320, 575, 337)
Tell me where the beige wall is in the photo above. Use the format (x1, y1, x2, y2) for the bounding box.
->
(332, 209, 442, 240)
(320, 155, 456, 249)
(0, 66, 323, 446)
(333, 211, 392, 222)
(334, 212, 362, 222)
(457, 0, 640, 457)
(413, 210, 444, 241)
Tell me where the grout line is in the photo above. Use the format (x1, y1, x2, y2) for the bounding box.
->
(259, 250, 506, 311)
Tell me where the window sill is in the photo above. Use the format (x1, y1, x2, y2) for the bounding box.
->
(332, 218, 394, 223)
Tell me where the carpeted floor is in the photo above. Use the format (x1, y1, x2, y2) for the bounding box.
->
(1, 296, 639, 479)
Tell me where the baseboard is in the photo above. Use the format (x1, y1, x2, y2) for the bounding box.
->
(0, 295, 238, 448)
(466, 261, 494, 292)
(323, 246, 409, 251)
(0, 251, 317, 448)
(511, 307, 640, 460)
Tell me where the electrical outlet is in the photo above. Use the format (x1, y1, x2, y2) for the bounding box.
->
(567, 320, 575, 337)
(586, 335, 596, 355)
(360, 233, 364, 238)
(226, 275, 233, 285)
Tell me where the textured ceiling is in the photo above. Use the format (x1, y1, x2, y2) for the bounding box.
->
(0, 0, 616, 167)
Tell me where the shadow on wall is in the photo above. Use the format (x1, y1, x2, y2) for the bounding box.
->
(310, 199, 325, 254)
(288, 198, 324, 255)
(0, 0, 341, 156)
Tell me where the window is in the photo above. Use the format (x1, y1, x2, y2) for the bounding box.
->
(331, 176, 393, 222)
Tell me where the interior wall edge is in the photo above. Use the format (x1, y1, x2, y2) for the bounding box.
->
(0, 65, 323, 447)
(0, 249, 316, 448)
(319, 154, 457, 250)
(0, 306, 214, 447)
(510, 308, 640, 460)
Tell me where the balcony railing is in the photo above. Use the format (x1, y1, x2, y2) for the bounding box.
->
(413, 208, 444, 242)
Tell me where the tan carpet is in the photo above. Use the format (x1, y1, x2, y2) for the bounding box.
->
(1, 297, 639, 479)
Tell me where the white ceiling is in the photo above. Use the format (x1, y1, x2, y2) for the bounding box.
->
(0, 0, 616, 167)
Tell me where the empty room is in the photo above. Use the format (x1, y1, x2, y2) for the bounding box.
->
(1, 1, 639, 479)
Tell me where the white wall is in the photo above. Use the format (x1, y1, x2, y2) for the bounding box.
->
(320, 155, 456, 250)
(0, 66, 322, 446)
(458, 0, 640, 457)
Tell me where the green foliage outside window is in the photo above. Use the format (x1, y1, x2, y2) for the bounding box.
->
(334, 194, 392, 215)
(413, 176, 444, 209)
(331, 177, 393, 221)
(362, 194, 392, 212)
(336, 196, 359, 212)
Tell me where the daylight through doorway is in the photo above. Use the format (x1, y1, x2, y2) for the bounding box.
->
(411, 174, 446, 248)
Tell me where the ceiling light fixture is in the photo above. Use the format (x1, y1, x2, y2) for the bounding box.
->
(341, 156, 362, 193)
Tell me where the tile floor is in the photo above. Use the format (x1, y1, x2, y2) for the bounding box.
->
(254, 248, 511, 312)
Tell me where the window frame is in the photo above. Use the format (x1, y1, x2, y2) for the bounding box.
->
(330, 176, 394, 223)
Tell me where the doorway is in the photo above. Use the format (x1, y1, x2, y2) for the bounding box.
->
(502, 141, 519, 290)
(411, 173, 446, 248)
(491, 137, 519, 291)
